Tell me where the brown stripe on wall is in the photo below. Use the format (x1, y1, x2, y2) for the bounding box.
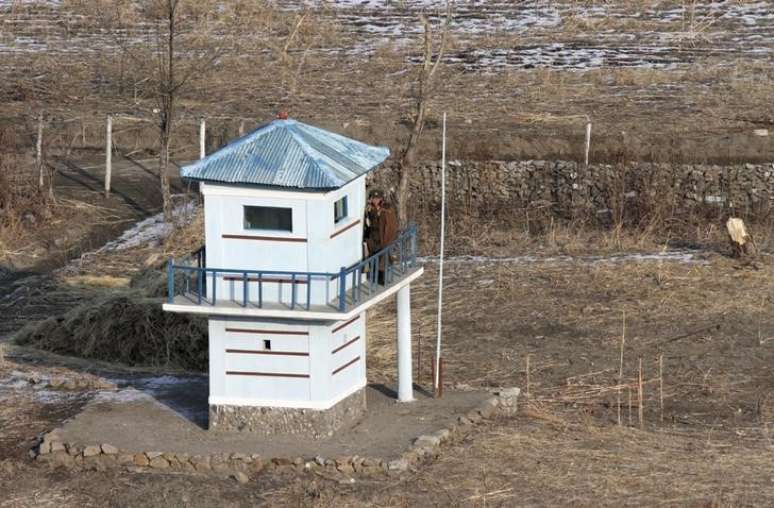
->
(332, 356, 360, 376)
(225, 328, 309, 336)
(222, 234, 307, 243)
(226, 349, 309, 357)
(330, 219, 361, 239)
(331, 336, 360, 355)
(332, 315, 359, 333)
(226, 371, 309, 379)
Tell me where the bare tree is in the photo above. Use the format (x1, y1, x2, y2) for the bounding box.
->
(147, 0, 224, 221)
(397, 4, 452, 225)
(92, 0, 223, 221)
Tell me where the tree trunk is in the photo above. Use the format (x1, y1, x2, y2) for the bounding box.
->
(159, 129, 173, 222)
(397, 84, 427, 226)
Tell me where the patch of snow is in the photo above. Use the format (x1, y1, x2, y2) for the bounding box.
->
(96, 199, 197, 253)
(91, 387, 154, 404)
(419, 250, 706, 266)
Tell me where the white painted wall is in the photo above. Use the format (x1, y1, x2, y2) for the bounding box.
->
(201, 177, 366, 308)
(208, 313, 367, 409)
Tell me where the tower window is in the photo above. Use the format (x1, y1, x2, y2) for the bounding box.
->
(263, 340, 271, 350)
(334, 196, 348, 224)
(243, 205, 292, 232)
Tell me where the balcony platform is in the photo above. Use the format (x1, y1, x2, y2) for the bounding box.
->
(163, 266, 423, 321)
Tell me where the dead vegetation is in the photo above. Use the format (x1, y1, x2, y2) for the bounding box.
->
(14, 292, 208, 371)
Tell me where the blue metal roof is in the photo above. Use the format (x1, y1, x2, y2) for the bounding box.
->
(180, 118, 390, 190)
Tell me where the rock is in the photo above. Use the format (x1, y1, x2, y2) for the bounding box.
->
(232, 472, 249, 484)
(335, 457, 354, 474)
(432, 429, 451, 443)
(149, 457, 169, 469)
(271, 457, 292, 467)
(387, 459, 409, 473)
(413, 435, 441, 448)
(51, 451, 74, 468)
(117, 454, 134, 465)
(145, 451, 163, 459)
(133, 454, 150, 467)
(66, 443, 81, 456)
(194, 461, 212, 473)
(38, 441, 51, 455)
(82, 446, 101, 458)
(477, 399, 499, 419)
(50, 441, 66, 453)
(49, 377, 66, 388)
(314, 455, 326, 466)
(101, 444, 118, 455)
(230, 453, 248, 461)
(499, 387, 521, 399)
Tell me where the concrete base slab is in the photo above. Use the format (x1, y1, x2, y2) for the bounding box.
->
(209, 388, 367, 438)
(57, 384, 491, 459)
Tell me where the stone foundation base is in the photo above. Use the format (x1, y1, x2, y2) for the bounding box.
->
(209, 388, 367, 438)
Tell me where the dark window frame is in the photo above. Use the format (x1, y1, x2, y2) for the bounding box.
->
(333, 196, 348, 224)
(243, 205, 293, 232)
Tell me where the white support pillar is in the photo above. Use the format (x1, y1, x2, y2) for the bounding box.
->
(397, 284, 414, 402)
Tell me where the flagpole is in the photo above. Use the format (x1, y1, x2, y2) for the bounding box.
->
(434, 112, 446, 395)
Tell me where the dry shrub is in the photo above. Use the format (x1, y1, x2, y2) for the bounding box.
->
(14, 292, 208, 371)
(0, 126, 47, 250)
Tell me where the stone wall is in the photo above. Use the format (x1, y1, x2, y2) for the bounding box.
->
(35, 388, 520, 478)
(370, 160, 774, 220)
(209, 388, 367, 439)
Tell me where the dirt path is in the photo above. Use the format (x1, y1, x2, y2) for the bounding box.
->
(0, 155, 187, 341)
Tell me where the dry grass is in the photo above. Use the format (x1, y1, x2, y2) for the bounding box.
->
(367, 253, 774, 429)
(319, 417, 774, 506)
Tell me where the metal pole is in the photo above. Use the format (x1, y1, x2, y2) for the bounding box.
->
(200, 117, 206, 160)
(434, 112, 447, 394)
(105, 114, 112, 197)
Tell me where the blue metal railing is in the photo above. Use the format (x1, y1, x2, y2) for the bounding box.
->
(166, 225, 418, 312)
(339, 224, 417, 309)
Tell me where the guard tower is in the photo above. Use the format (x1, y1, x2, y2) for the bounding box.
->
(163, 116, 423, 436)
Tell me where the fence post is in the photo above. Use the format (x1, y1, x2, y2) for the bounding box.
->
(105, 114, 112, 197)
(36, 113, 44, 188)
(585, 119, 592, 167)
(200, 117, 206, 160)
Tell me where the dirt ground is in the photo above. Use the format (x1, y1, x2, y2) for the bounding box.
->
(4, 248, 774, 506)
(2, 1, 774, 505)
(56, 384, 489, 459)
(2, 1, 773, 164)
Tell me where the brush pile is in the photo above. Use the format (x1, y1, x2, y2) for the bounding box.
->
(14, 291, 208, 371)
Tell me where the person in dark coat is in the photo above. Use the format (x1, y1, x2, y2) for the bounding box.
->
(363, 188, 399, 285)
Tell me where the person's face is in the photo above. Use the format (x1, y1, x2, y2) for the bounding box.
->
(370, 196, 383, 208)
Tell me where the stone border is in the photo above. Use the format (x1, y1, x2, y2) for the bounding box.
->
(33, 388, 520, 481)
